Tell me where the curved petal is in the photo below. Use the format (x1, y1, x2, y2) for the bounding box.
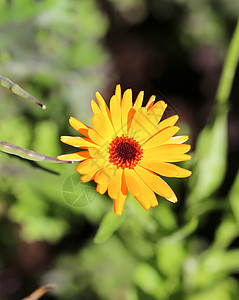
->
(142, 126, 180, 150)
(69, 117, 91, 137)
(60, 136, 98, 149)
(134, 165, 177, 203)
(140, 161, 192, 178)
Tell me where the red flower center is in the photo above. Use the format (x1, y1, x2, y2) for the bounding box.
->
(109, 135, 143, 169)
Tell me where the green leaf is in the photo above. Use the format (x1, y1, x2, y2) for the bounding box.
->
(188, 113, 227, 203)
(94, 210, 125, 244)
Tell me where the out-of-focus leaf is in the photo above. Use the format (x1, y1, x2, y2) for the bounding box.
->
(0, 75, 46, 109)
(188, 113, 227, 203)
(211, 216, 239, 251)
(162, 217, 198, 243)
(229, 170, 239, 225)
(94, 210, 125, 244)
(133, 263, 167, 299)
(0, 141, 71, 163)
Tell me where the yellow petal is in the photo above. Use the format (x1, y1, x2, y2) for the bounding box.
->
(129, 107, 156, 142)
(146, 95, 156, 110)
(95, 92, 114, 132)
(91, 112, 115, 140)
(142, 151, 191, 162)
(167, 135, 189, 144)
(122, 89, 133, 134)
(94, 164, 116, 185)
(140, 161, 192, 178)
(91, 100, 101, 115)
(69, 117, 91, 137)
(158, 115, 179, 131)
(108, 168, 123, 199)
(76, 158, 106, 174)
(133, 91, 144, 110)
(88, 129, 105, 146)
(60, 136, 98, 148)
(115, 84, 122, 102)
(147, 101, 167, 124)
(124, 169, 158, 210)
(57, 151, 90, 161)
(110, 95, 122, 134)
(88, 147, 108, 160)
(114, 171, 127, 216)
(134, 165, 177, 203)
(142, 126, 180, 150)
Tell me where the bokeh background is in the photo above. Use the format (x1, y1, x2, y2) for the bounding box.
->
(0, 0, 239, 299)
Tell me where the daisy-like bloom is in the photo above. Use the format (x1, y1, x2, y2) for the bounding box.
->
(57, 85, 192, 215)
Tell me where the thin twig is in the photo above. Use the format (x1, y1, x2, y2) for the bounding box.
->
(0, 75, 46, 109)
(22, 284, 57, 300)
(0, 141, 72, 163)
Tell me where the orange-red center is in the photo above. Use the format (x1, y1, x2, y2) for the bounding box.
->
(109, 135, 143, 169)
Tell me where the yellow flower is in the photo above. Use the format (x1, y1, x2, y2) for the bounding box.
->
(57, 85, 192, 215)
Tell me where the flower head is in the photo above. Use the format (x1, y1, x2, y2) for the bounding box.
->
(57, 85, 192, 215)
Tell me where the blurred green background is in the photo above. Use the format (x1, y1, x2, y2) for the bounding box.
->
(0, 0, 239, 299)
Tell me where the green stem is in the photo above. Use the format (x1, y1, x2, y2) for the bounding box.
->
(215, 18, 239, 113)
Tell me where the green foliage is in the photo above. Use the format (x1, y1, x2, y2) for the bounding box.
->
(1, 1, 239, 300)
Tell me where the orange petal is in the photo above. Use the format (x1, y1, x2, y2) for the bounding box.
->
(69, 117, 91, 137)
(60, 136, 98, 149)
(96, 181, 108, 194)
(57, 151, 90, 161)
(133, 91, 144, 110)
(140, 161, 192, 178)
(134, 165, 177, 203)
(124, 169, 158, 210)
(158, 115, 179, 131)
(108, 168, 123, 199)
(113, 171, 127, 216)
(142, 126, 180, 150)
(142, 151, 191, 163)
